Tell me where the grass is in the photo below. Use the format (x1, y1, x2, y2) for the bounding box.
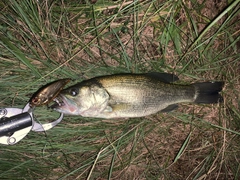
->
(0, 0, 240, 179)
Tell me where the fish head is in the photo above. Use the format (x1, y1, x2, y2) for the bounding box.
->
(51, 85, 91, 115)
(51, 84, 110, 116)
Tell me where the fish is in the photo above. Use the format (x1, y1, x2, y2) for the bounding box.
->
(50, 73, 224, 119)
(29, 78, 71, 107)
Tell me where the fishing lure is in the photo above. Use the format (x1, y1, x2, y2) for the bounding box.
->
(30, 78, 71, 107)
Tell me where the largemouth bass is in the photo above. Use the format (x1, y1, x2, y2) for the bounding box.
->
(51, 73, 224, 118)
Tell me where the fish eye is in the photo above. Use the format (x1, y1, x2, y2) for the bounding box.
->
(70, 88, 78, 96)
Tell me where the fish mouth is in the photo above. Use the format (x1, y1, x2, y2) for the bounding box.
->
(50, 94, 65, 109)
(50, 94, 78, 115)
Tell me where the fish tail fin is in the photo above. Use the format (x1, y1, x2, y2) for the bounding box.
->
(193, 81, 224, 104)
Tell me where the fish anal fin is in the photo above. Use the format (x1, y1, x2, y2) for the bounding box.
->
(160, 104, 178, 112)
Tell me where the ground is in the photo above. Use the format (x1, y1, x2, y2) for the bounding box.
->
(0, 0, 239, 179)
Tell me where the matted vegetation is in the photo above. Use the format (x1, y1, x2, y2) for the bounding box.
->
(0, 0, 239, 179)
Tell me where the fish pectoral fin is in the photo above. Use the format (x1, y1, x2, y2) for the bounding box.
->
(102, 103, 130, 113)
(160, 104, 178, 112)
(97, 104, 131, 118)
(103, 105, 113, 113)
(146, 72, 179, 83)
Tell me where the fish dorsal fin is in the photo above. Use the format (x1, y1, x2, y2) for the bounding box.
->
(146, 72, 179, 83)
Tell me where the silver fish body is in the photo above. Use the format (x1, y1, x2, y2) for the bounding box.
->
(51, 73, 223, 118)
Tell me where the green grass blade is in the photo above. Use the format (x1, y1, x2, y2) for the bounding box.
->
(0, 36, 41, 77)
